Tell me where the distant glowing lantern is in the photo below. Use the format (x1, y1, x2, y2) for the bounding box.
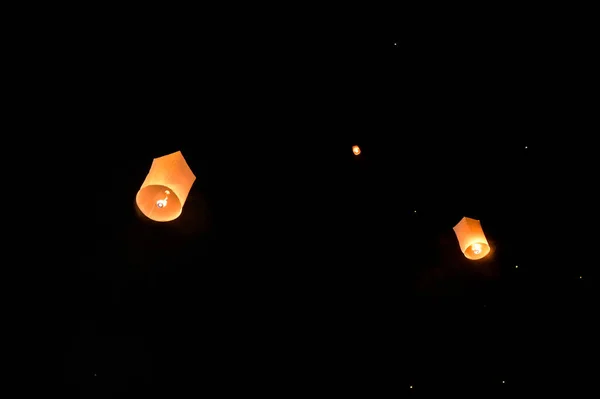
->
(352, 145, 361, 155)
(135, 151, 196, 222)
(453, 217, 490, 260)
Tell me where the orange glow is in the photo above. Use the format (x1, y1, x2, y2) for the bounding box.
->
(135, 151, 196, 222)
(453, 217, 490, 260)
(352, 145, 361, 155)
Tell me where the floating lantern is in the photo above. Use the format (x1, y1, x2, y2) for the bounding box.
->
(135, 151, 196, 222)
(352, 145, 361, 155)
(453, 217, 490, 260)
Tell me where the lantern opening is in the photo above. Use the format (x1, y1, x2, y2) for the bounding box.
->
(464, 242, 490, 260)
(136, 184, 183, 222)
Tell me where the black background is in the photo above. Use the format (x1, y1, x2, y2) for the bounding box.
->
(9, 6, 597, 397)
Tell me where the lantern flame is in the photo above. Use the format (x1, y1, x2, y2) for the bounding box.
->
(472, 243, 481, 254)
(156, 190, 170, 208)
(156, 196, 168, 208)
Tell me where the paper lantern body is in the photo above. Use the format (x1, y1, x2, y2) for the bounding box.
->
(453, 217, 490, 260)
(352, 145, 361, 155)
(136, 151, 196, 222)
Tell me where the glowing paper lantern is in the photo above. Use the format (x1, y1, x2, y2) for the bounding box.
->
(135, 151, 196, 222)
(352, 145, 361, 155)
(453, 217, 490, 260)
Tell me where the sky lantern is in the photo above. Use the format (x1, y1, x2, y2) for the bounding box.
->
(453, 217, 490, 260)
(352, 145, 361, 155)
(135, 151, 196, 222)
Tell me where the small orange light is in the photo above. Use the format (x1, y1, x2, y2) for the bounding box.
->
(135, 151, 196, 222)
(352, 145, 361, 155)
(453, 217, 491, 260)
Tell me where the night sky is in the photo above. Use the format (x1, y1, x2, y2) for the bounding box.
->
(21, 9, 596, 397)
